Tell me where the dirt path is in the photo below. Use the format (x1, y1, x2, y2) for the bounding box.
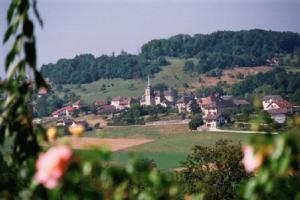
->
(54, 137, 154, 151)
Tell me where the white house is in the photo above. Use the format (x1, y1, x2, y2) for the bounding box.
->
(264, 99, 293, 123)
(111, 96, 135, 110)
(202, 113, 226, 129)
(262, 95, 283, 110)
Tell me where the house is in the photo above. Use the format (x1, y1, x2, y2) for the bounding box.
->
(262, 95, 283, 110)
(199, 94, 239, 116)
(265, 99, 293, 113)
(52, 106, 77, 118)
(202, 113, 226, 129)
(175, 96, 193, 113)
(267, 108, 288, 124)
(264, 99, 293, 123)
(96, 105, 116, 114)
(232, 99, 250, 108)
(111, 96, 136, 110)
(94, 99, 109, 107)
(72, 100, 88, 110)
(140, 76, 175, 107)
(198, 94, 249, 128)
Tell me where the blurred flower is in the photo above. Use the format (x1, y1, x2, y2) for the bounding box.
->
(242, 145, 263, 173)
(69, 125, 84, 137)
(35, 145, 72, 189)
(47, 127, 58, 142)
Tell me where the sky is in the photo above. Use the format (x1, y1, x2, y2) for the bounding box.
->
(1, 0, 300, 76)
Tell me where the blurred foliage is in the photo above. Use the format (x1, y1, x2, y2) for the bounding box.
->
(33, 149, 179, 199)
(243, 128, 300, 200)
(0, 0, 47, 197)
(179, 140, 249, 200)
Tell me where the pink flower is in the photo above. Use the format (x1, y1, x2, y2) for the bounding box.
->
(242, 145, 263, 173)
(35, 145, 72, 189)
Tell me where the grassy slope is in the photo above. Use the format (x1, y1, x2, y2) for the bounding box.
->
(85, 124, 250, 170)
(54, 58, 196, 104)
(54, 58, 273, 104)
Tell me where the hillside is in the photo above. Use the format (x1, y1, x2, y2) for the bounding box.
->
(54, 58, 273, 104)
(42, 30, 300, 85)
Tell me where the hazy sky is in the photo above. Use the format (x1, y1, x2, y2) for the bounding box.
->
(1, 0, 300, 75)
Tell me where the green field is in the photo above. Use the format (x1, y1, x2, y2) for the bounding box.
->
(54, 58, 197, 104)
(85, 124, 250, 170)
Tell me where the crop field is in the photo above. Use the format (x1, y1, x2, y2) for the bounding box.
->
(82, 124, 250, 170)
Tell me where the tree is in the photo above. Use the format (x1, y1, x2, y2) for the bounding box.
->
(179, 140, 249, 199)
(190, 99, 201, 114)
(183, 83, 189, 88)
(188, 114, 204, 130)
(184, 60, 194, 72)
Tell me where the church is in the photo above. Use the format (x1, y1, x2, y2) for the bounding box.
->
(140, 77, 175, 107)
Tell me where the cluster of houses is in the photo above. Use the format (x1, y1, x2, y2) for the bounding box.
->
(196, 94, 250, 129)
(49, 77, 298, 130)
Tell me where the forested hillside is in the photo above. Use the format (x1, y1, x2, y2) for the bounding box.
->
(41, 30, 300, 84)
(231, 67, 300, 104)
(41, 53, 168, 84)
(142, 29, 300, 73)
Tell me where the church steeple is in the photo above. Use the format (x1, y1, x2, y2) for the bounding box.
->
(147, 75, 151, 88)
(145, 75, 154, 105)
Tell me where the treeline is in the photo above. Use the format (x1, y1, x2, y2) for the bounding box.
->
(41, 30, 300, 84)
(142, 30, 300, 73)
(41, 53, 168, 84)
(231, 68, 300, 104)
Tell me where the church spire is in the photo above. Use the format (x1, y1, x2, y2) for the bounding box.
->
(147, 75, 151, 87)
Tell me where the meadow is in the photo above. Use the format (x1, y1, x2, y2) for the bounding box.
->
(85, 124, 250, 170)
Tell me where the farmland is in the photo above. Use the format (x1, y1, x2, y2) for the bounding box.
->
(81, 124, 250, 170)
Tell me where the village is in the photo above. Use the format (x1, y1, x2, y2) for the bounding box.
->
(35, 76, 300, 134)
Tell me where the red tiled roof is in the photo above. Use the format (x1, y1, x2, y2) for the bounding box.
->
(267, 108, 288, 114)
(267, 99, 293, 109)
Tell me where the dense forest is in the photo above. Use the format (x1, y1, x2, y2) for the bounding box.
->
(142, 29, 300, 73)
(231, 68, 300, 104)
(41, 53, 168, 84)
(41, 30, 300, 84)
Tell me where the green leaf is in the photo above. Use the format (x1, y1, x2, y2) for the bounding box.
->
(34, 70, 47, 88)
(32, 0, 43, 27)
(24, 41, 36, 67)
(3, 25, 14, 43)
(23, 19, 34, 37)
(5, 48, 17, 69)
(7, 0, 19, 23)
